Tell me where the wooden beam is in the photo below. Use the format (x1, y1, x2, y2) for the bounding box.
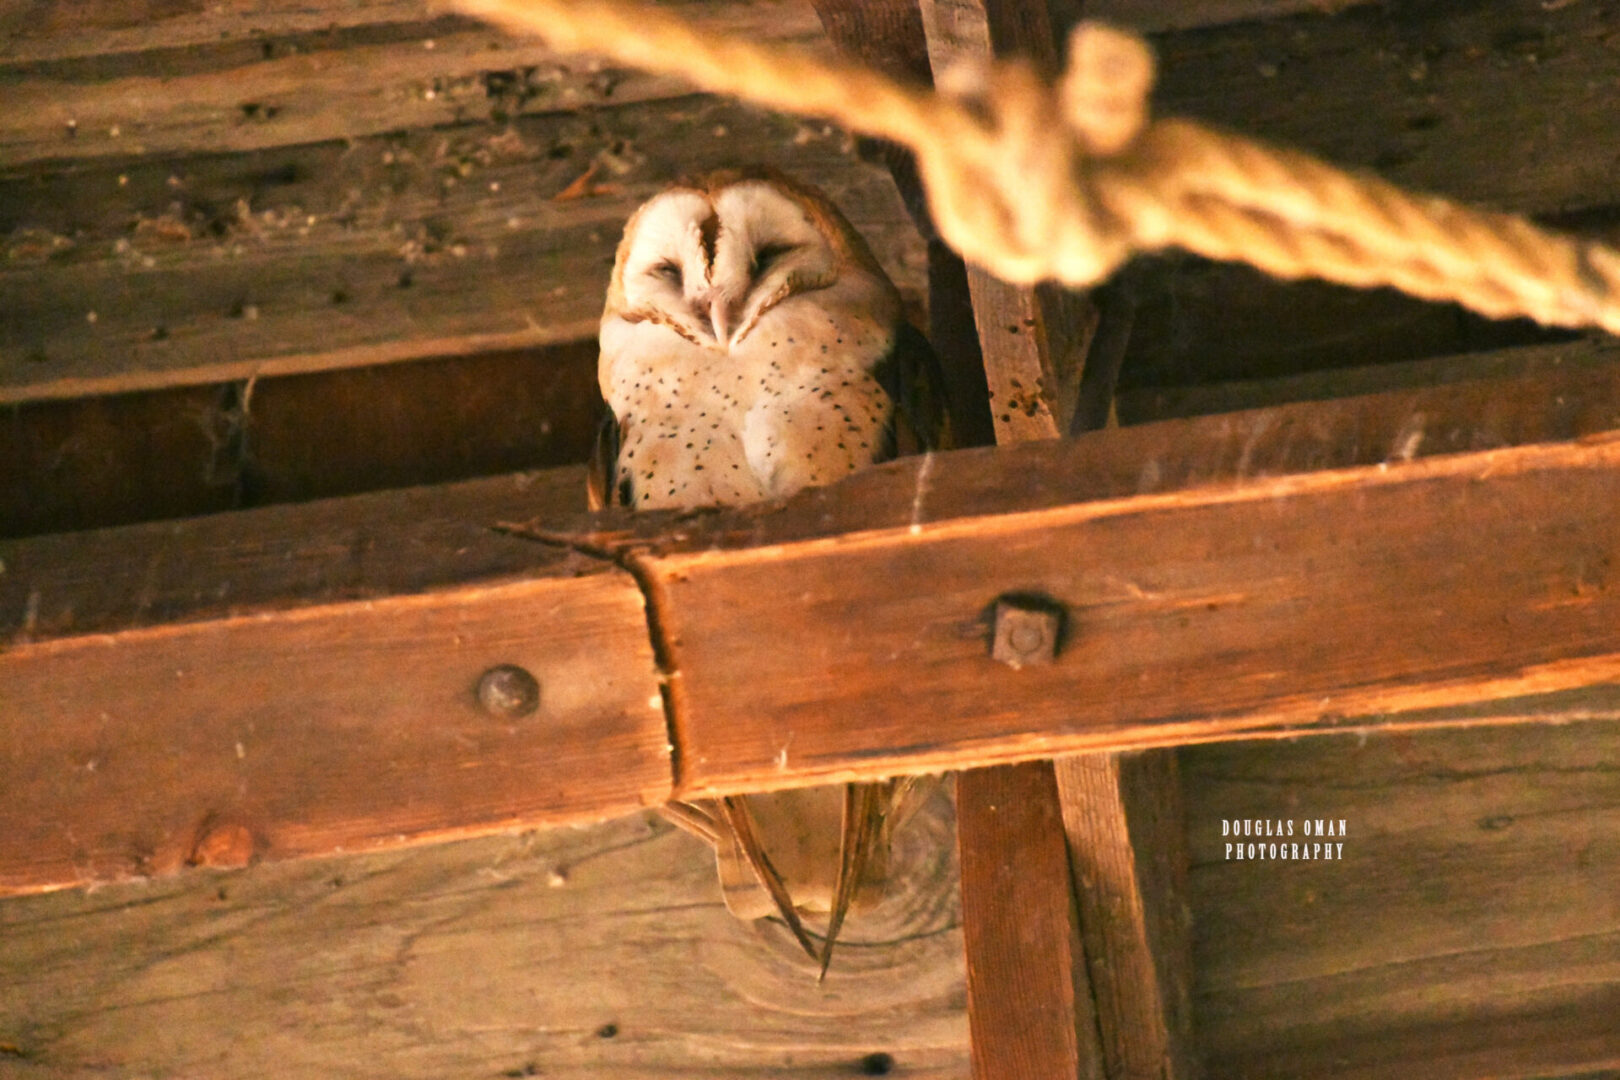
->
(917, 4, 1126, 1074)
(5, 363, 1620, 895)
(635, 359, 1620, 792)
(0, 341, 601, 539)
(1057, 752, 1197, 1080)
(1117, 338, 1620, 426)
(0, 469, 669, 896)
(0, 1, 824, 164)
(918, 0, 1097, 443)
(958, 762, 1104, 1080)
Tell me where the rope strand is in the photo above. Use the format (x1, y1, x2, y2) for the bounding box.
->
(449, 0, 1620, 337)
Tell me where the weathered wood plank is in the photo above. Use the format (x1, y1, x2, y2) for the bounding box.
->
(1056, 752, 1197, 1080)
(6, 366, 1620, 895)
(1118, 337, 1620, 425)
(1100, 0, 1620, 397)
(0, 342, 600, 539)
(0, 467, 669, 897)
(644, 362, 1620, 793)
(918, 0, 1097, 444)
(0, 93, 923, 403)
(0, 790, 968, 1078)
(1183, 721, 1620, 1079)
(1, 466, 591, 637)
(1152, 1, 1620, 218)
(920, 8, 1131, 1073)
(957, 762, 1102, 1080)
(0, 1, 823, 163)
(1115, 256, 1575, 395)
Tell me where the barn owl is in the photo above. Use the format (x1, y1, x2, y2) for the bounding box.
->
(589, 167, 948, 972)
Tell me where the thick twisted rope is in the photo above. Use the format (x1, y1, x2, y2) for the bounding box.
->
(450, 0, 1620, 336)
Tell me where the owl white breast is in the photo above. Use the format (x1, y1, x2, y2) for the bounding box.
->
(597, 168, 909, 511)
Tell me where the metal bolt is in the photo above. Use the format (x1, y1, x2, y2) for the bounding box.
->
(189, 820, 256, 869)
(991, 596, 1064, 669)
(477, 664, 540, 718)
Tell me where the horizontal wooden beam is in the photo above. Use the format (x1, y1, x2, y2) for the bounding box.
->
(647, 361, 1620, 795)
(0, 469, 670, 896)
(0, 342, 601, 539)
(4, 363, 1620, 895)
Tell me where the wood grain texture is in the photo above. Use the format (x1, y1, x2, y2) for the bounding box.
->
(0, 342, 601, 539)
(1, 572, 666, 897)
(1056, 752, 1197, 1080)
(1094, 0, 1620, 395)
(0, 94, 923, 403)
(1118, 338, 1620, 426)
(0, 790, 968, 1078)
(641, 363, 1620, 794)
(7, 366, 1620, 894)
(0, 1, 823, 163)
(1152, 1, 1620, 220)
(923, 4, 1118, 1067)
(957, 762, 1101, 1080)
(0, 467, 671, 897)
(1, 466, 592, 640)
(1182, 721, 1620, 1079)
(918, 0, 1096, 443)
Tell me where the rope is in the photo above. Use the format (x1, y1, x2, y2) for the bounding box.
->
(449, 0, 1620, 336)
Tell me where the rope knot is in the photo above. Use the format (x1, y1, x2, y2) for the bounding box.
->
(457, 0, 1620, 339)
(916, 22, 1156, 288)
(1061, 23, 1155, 157)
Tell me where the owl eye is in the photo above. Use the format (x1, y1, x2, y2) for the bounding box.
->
(652, 260, 683, 286)
(751, 242, 798, 275)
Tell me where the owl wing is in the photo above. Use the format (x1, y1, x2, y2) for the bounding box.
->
(586, 405, 625, 511)
(875, 318, 954, 459)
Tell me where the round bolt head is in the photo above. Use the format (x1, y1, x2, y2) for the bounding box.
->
(477, 663, 540, 718)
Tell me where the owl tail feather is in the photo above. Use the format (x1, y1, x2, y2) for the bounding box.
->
(718, 796, 824, 961)
(660, 779, 932, 976)
(819, 780, 886, 979)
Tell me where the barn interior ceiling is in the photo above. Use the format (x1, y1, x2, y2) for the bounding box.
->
(3, 1, 1619, 1078)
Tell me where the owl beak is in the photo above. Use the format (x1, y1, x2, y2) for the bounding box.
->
(707, 296, 732, 349)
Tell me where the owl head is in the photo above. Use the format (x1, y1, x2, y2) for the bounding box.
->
(602, 166, 900, 352)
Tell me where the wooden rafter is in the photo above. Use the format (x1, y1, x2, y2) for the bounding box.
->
(4, 360, 1619, 896)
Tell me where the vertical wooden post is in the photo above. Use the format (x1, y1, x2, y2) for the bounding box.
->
(1056, 753, 1198, 1080)
(810, 0, 998, 449)
(958, 762, 1106, 1080)
(919, 0, 1098, 442)
(912, 3, 1195, 1078)
(813, 2, 1193, 1073)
